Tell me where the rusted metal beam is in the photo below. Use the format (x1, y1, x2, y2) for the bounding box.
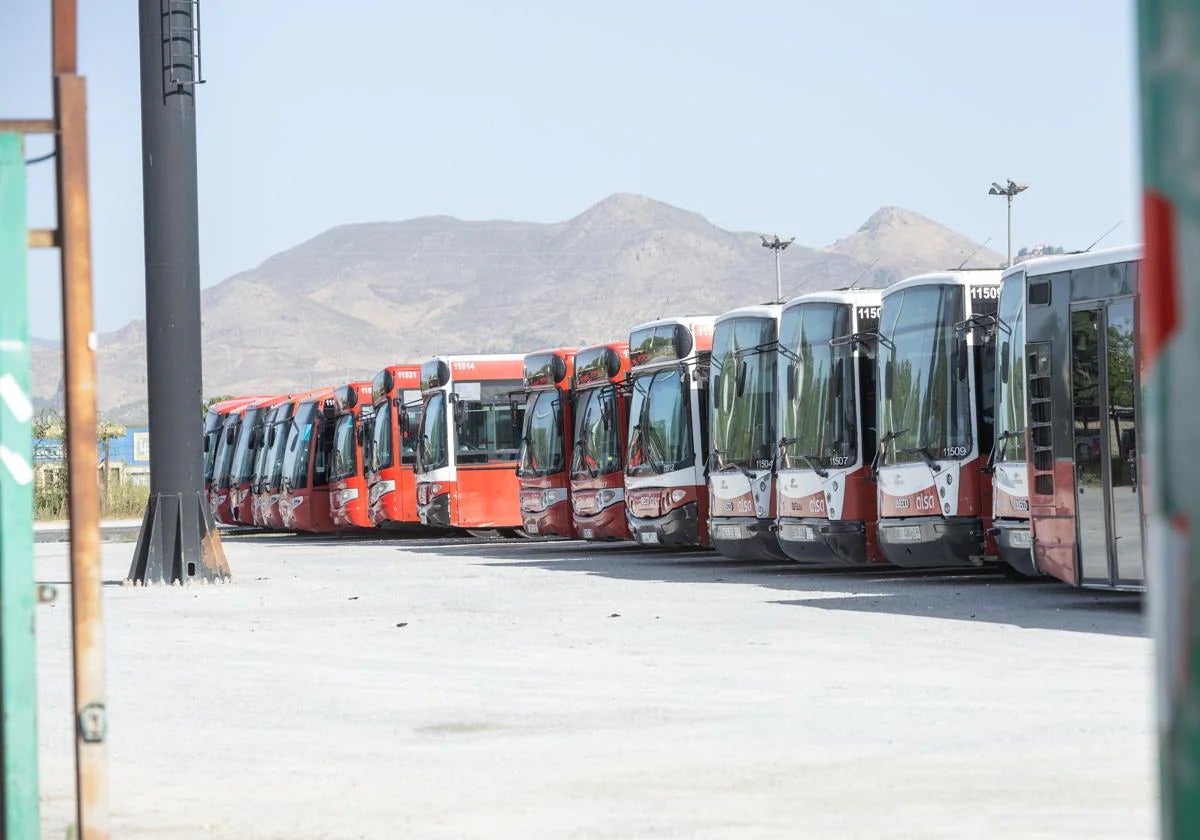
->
(0, 120, 56, 135)
(28, 228, 59, 249)
(53, 72, 110, 840)
(52, 0, 77, 76)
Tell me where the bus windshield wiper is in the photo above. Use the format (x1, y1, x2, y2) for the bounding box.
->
(798, 453, 829, 478)
(712, 448, 756, 480)
(900, 445, 943, 476)
(632, 423, 668, 474)
(987, 428, 1023, 471)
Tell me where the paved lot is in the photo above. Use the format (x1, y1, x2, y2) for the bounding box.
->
(34, 535, 1153, 839)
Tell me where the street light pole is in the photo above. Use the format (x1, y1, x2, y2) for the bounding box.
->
(760, 234, 795, 302)
(988, 179, 1030, 267)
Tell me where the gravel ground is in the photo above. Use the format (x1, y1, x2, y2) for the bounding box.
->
(34, 535, 1153, 839)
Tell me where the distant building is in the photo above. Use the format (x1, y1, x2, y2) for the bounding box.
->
(34, 426, 151, 485)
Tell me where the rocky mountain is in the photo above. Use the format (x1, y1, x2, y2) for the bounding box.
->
(30, 194, 1002, 422)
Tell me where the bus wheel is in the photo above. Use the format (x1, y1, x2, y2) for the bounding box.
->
(466, 529, 502, 539)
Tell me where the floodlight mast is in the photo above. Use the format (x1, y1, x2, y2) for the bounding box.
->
(760, 234, 795, 301)
(988, 179, 1029, 267)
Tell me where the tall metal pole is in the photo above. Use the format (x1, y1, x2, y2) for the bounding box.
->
(775, 248, 782, 302)
(1138, 3, 1200, 836)
(129, 0, 228, 584)
(1006, 193, 1013, 267)
(52, 1, 110, 836)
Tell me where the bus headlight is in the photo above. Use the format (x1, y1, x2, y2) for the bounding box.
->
(334, 488, 360, 508)
(669, 489, 688, 505)
(540, 488, 567, 509)
(369, 480, 395, 504)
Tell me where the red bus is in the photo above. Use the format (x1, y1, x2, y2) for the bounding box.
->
(208, 399, 264, 526)
(517, 348, 577, 538)
(624, 316, 716, 548)
(277, 387, 339, 533)
(365, 364, 424, 528)
(707, 304, 786, 560)
(328, 381, 376, 529)
(249, 396, 296, 528)
(227, 394, 290, 527)
(570, 343, 632, 541)
(203, 396, 257, 497)
(1020, 246, 1144, 589)
(775, 290, 884, 564)
(414, 355, 526, 533)
(874, 270, 1002, 567)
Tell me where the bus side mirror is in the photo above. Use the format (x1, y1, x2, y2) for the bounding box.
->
(832, 359, 843, 400)
(453, 397, 466, 427)
(226, 425, 236, 446)
(884, 360, 894, 398)
(786, 363, 796, 401)
(204, 435, 210, 453)
(736, 359, 748, 396)
(1000, 342, 1010, 384)
(267, 426, 277, 448)
(355, 423, 365, 445)
(600, 396, 612, 430)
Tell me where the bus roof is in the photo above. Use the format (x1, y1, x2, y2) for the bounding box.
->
(882, 269, 1003, 298)
(714, 303, 782, 326)
(1001, 244, 1143, 281)
(781, 288, 883, 311)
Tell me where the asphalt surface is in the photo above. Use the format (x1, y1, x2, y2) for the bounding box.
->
(33, 534, 1153, 838)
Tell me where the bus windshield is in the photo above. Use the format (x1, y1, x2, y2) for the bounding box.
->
(331, 413, 357, 482)
(231, 407, 260, 485)
(212, 418, 238, 490)
(266, 404, 295, 491)
(401, 401, 421, 465)
(627, 367, 693, 476)
(779, 303, 856, 470)
(416, 392, 448, 473)
(995, 276, 1026, 463)
(370, 400, 393, 474)
(878, 284, 971, 464)
(281, 402, 318, 490)
(518, 390, 565, 478)
(203, 410, 223, 482)
(572, 385, 622, 478)
(454, 381, 522, 464)
(711, 317, 777, 469)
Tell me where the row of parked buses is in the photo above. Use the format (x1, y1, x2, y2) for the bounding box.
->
(202, 245, 1144, 591)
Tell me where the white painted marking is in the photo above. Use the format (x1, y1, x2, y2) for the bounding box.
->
(0, 339, 26, 352)
(0, 373, 32, 422)
(0, 445, 32, 485)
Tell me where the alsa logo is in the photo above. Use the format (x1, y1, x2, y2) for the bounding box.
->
(452, 362, 477, 371)
(893, 494, 938, 512)
(634, 493, 656, 507)
(809, 498, 826, 514)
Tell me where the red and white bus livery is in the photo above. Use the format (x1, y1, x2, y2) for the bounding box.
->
(328, 381, 376, 529)
(570, 343, 632, 542)
(624, 316, 715, 548)
(517, 349, 577, 538)
(365, 364, 423, 528)
(414, 355, 526, 532)
(775, 290, 884, 564)
(1020, 246, 1143, 589)
(874, 270, 1002, 567)
(227, 395, 289, 527)
(707, 304, 786, 560)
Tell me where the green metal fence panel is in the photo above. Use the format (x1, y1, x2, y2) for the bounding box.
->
(0, 132, 40, 836)
(1138, 3, 1200, 837)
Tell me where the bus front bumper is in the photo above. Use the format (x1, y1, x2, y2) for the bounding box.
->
(418, 493, 450, 528)
(877, 516, 984, 568)
(628, 502, 701, 548)
(710, 517, 786, 560)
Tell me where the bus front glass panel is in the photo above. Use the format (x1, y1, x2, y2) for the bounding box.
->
(518, 390, 564, 478)
(878, 285, 971, 465)
(417, 392, 449, 473)
(627, 368, 693, 476)
(711, 318, 777, 470)
(779, 303, 855, 471)
(572, 386, 622, 477)
(231, 407, 260, 486)
(454, 382, 522, 464)
(995, 278, 1027, 463)
(281, 402, 318, 490)
(331, 413, 357, 482)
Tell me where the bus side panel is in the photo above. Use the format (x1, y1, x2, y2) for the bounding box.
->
(456, 465, 522, 528)
(1031, 460, 1080, 585)
(396, 467, 418, 523)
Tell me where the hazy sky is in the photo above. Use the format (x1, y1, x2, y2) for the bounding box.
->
(5, 1, 1138, 339)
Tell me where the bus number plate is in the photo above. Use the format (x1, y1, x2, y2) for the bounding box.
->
(1009, 529, 1032, 549)
(715, 524, 744, 540)
(525, 521, 539, 535)
(638, 531, 660, 545)
(582, 528, 594, 539)
(782, 524, 815, 542)
(891, 526, 923, 542)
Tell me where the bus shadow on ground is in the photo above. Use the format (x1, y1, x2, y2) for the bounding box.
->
(412, 538, 1146, 639)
